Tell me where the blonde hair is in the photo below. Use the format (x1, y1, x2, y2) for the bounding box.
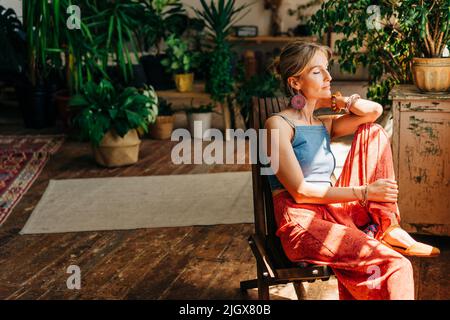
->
(271, 41, 332, 96)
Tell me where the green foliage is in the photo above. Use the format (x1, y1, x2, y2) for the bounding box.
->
(139, 84, 160, 121)
(84, 0, 143, 84)
(23, 0, 143, 93)
(236, 72, 281, 125)
(56, 1, 108, 94)
(192, 0, 251, 103)
(70, 80, 158, 146)
(23, 0, 63, 86)
(157, 98, 174, 116)
(194, 0, 251, 43)
(395, 0, 449, 58)
(185, 103, 215, 114)
(310, 0, 450, 107)
(135, 0, 191, 53)
(161, 34, 201, 74)
(206, 42, 237, 103)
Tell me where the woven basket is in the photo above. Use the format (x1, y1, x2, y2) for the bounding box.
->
(93, 129, 141, 167)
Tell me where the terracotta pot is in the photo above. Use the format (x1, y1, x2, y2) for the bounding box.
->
(174, 73, 194, 92)
(93, 129, 141, 167)
(149, 115, 174, 140)
(412, 57, 450, 93)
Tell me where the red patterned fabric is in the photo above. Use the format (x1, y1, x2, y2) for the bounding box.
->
(0, 135, 64, 226)
(273, 123, 414, 300)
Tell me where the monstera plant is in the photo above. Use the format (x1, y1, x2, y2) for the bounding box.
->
(70, 79, 158, 167)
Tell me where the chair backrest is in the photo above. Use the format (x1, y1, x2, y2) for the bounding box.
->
(250, 96, 293, 268)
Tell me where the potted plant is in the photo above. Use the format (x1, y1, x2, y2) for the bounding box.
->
(310, 0, 450, 108)
(161, 34, 200, 92)
(20, 2, 62, 129)
(192, 0, 251, 132)
(149, 98, 175, 140)
(136, 0, 189, 90)
(397, 0, 450, 92)
(193, 0, 250, 102)
(70, 79, 157, 167)
(185, 103, 215, 140)
(52, 0, 143, 131)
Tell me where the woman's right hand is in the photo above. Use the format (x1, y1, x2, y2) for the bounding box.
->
(367, 179, 399, 202)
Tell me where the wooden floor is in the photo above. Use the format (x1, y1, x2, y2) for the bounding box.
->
(0, 124, 449, 300)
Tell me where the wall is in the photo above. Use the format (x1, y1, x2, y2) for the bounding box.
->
(183, 0, 321, 36)
(0, 0, 22, 18)
(0, 0, 319, 35)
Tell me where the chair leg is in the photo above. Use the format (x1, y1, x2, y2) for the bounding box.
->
(240, 279, 258, 292)
(257, 264, 270, 300)
(293, 281, 307, 300)
(240, 277, 270, 299)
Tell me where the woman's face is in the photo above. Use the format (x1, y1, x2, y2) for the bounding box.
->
(288, 50, 332, 100)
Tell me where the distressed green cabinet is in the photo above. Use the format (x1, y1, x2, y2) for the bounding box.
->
(389, 85, 450, 236)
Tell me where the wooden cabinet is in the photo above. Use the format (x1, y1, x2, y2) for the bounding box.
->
(389, 85, 450, 236)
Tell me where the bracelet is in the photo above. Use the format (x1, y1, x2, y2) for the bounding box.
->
(352, 184, 368, 207)
(331, 91, 342, 112)
(360, 183, 368, 208)
(344, 94, 361, 113)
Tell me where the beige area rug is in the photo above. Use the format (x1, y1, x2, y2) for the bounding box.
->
(20, 172, 254, 235)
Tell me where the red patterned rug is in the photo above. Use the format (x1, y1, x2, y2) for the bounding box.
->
(0, 135, 65, 226)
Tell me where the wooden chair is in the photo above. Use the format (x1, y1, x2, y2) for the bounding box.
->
(240, 96, 335, 300)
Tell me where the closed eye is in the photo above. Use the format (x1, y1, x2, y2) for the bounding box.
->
(314, 66, 330, 74)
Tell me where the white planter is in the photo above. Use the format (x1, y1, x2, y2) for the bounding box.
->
(187, 112, 212, 140)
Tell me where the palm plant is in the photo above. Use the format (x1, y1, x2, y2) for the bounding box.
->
(58, 1, 106, 95)
(84, 0, 143, 84)
(22, 1, 101, 94)
(192, 0, 251, 103)
(23, 0, 62, 86)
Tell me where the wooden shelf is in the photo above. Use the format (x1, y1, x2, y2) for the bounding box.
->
(155, 81, 232, 140)
(155, 82, 211, 102)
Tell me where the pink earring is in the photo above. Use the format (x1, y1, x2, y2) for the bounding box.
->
(290, 88, 306, 110)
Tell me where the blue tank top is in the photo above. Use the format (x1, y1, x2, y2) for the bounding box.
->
(265, 113, 336, 190)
